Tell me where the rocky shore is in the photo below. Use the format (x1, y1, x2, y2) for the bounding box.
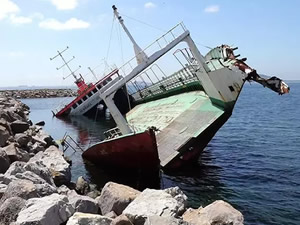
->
(0, 89, 77, 99)
(0, 97, 245, 225)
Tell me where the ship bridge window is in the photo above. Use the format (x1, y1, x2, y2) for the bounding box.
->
(78, 99, 83, 105)
(83, 96, 87, 101)
(228, 85, 235, 92)
(72, 103, 78, 109)
(97, 84, 103, 89)
(87, 92, 93, 97)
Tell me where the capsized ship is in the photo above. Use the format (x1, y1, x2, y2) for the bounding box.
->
(82, 6, 289, 171)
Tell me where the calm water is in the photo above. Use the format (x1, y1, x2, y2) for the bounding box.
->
(21, 82, 300, 225)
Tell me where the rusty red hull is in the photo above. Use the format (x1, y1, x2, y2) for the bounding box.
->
(82, 129, 159, 171)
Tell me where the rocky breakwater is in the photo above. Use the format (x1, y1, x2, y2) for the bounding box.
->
(0, 89, 77, 99)
(0, 96, 245, 225)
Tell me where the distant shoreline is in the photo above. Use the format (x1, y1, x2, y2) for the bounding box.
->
(0, 88, 77, 99)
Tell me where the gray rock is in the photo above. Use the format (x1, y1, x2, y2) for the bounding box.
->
(144, 215, 189, 225)
(97, 182, 140, 216)
(35, 121, 45, 126)
(0, 125, 10, 147)
(0, 183, 7, 198)
(15, 133, 31, 147)
(57, 185, 71, 195)
(29, 142, 45, 154)
(0, 197, 26, 225)
(0, 148, 10, 173)
(182, 200, 244, 225)
(75, 176, 90, 195)
(16, 193, 74, 225)
(0, 173, 17, 185)
(24, 161, 56, 186)
(29, 146, 71, 186)
(86, 190, 101, 199)
(31, 135, 47, 147)
(2, 143, 30, 162)
(14, 171, 57, 196)
(111, 214, 133, 225)
(4, 161, 27, 176)
(11, 120, 29, 134)
(0, 111, 12, 122)
(105, 211, 118, 219)
(67, 190, 99, 214)
(0, 179, 38, 203)
(5, 161, 55, 186)
(123, 187, 187, 225)
(0, 118, 12, 135)
(66, 212, 113, 225)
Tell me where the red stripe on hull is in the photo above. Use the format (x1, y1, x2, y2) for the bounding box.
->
(82, 129, 159, 171)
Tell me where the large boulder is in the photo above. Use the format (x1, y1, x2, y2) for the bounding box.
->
(0, 197, 26, 225)
(29, 146, 71, 186)
(0, 179, 38, 203)
(10, 120, 29, 134)
(182, 200, 244, 225)
(123, 187, 187, 225)
(16, 193, 74, 225)
(67, 190, 99, 214)
(14, 171, 57, 196)
(66, 212, 113, 225)
(144, 215, 189, 225)
(0, 148, 10, 173)
(2, 143, 30, 162)
(97, 182, 141, 216)
(5, 161, 55, 186)
(0, 125, 10, 147)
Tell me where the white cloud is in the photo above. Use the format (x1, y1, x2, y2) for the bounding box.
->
(204, 5, 220, 13)
(39, 18, 90, 30)
(0, 0, 20, 20)
(30, 12, 44, 20)
(144, 2, 156, 9)
(50, 0, 79, 10)
(10, 14, 32, 24)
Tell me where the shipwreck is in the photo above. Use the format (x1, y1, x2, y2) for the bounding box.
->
(82, 6, 289, 171)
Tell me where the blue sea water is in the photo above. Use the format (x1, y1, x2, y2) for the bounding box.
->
(21, 82, 300, 225)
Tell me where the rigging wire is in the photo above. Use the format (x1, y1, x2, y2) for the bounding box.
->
(105, 14, 116, 72)
(120, 13, 212, 52)
(120, 13, 166, 33)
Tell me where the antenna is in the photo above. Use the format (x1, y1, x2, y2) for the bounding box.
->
(50, 46, 81, 81)
(112, 5, 148, 65)
(88, 67, 98, 81)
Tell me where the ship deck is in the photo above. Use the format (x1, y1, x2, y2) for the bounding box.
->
(126, 90, 225, 167)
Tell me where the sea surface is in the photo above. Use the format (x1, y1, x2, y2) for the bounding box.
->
(21, 82, 300, 225)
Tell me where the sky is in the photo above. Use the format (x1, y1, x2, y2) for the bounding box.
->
(0, 0, 299, 87)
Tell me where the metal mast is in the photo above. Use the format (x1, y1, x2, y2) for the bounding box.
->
(50, 46, 82, 82)
(112, 5, 148, 65)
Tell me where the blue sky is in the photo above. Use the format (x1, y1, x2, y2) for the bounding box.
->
(0, 0, 299, 87)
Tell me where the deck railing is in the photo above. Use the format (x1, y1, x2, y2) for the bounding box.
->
(118, 22, 187, 79)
